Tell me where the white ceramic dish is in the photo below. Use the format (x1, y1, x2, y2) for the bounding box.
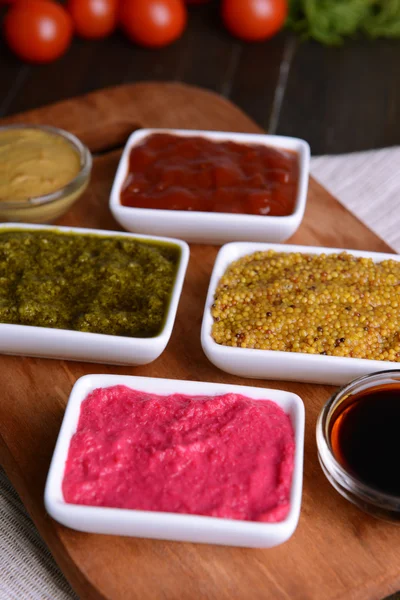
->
(45, 374, 304, 548)
(110, 128, 310, 245)
(0, 223, 189, 365)
(201, 242, 400, 386)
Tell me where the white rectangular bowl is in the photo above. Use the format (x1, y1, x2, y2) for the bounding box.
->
(201, 242, 400, 386)
(45, 374, 304, 548)
(0, 223, 189, 365)
(110, 128, 310, 245)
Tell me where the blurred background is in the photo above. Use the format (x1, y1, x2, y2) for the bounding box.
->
(1, 0, 399, 155)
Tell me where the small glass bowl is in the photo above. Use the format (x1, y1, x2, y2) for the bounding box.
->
(0, 124, 92, 223)
(316, 369, 400, 522)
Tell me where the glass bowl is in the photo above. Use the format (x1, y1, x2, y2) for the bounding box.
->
(0, 124, 92, 223)
(316, 369, 400, 522)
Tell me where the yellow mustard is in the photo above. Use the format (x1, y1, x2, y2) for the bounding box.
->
(0, 128, 81, 201)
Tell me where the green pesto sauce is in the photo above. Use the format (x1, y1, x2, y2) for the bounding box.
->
(0, 230, 181, 337)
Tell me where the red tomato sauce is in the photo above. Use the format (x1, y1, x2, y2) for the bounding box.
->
(120, 134, 299, 217)
(62, 385, 295, 522)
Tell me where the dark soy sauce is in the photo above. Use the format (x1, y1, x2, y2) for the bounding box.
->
(331, 385, 400, 496)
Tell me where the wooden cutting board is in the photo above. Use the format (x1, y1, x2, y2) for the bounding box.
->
(0, 83, 399, 600)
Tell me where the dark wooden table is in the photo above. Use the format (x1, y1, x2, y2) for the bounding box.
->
(1, 3, 400, 155)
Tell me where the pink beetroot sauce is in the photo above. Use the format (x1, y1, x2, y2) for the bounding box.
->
(62, 385, 295, 523)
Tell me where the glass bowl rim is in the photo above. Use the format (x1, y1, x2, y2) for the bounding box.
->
(0, 124, 92, 209)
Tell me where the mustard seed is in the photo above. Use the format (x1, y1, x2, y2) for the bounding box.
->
(211, 251, 400, 361)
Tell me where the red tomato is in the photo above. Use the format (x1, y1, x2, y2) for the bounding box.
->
(67, 0, 118, 39)
(119, 0, 187, 48)
(222, 0, 288, 42)
(3, 0, 73, 63)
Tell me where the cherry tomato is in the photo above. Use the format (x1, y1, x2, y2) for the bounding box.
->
(67, 0, 118, 40)
(222, 0, 288, 42)
(119, 0, 187, 48)
(4, 0, 73, 63)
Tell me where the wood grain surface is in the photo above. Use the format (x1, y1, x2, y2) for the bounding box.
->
(0, 83, 399, 600)
(2, 3, 400, 155)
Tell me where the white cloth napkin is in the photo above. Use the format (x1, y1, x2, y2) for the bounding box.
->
(1, 148, 399, 599)
(312, 147, 400, 252)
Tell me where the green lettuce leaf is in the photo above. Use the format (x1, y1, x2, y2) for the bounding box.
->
(287, 0, 400, 44)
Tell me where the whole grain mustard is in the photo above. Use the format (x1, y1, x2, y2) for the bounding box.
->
(211, 251, 400, 361)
